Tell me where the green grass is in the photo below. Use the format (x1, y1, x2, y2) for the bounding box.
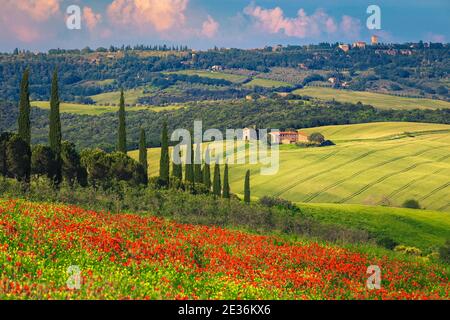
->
(298, 203, 450, 251)
(301, 122, 450, 142)
(165, 70, 248, 83)
(243, 78, 293, 88)
(294, 87, 450, 110)
(90, 87, 152, 105)
(32, 101, 184, 115)
(130, 122, 450, 212)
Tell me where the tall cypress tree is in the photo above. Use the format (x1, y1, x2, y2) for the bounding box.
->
(159, 120, 170, 186)
(185, 138, 194, 184)
(213, 163, 221, 197)
(194, 143, 203, 184)
(117, 89, 126, 153)
(203, 148, 211, 191)
(139, 128, 148, 185)
(172, 149, 183, 181)
(244, 170, 251, 203)
(223, 163, 230, 198)
(18, 69, 31, 145)
(49, 68, 62, 183)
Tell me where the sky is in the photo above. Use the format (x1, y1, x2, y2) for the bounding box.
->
(0, 0, 449, 52)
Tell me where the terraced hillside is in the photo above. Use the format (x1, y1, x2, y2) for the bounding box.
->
(130, 122, 450, 211)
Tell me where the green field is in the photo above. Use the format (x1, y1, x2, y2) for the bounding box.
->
(243, 78, 293, 88)
(32, 101, 184, 115)
(130, 122, 450, 212)
(90, 87, 151, 105)
(302, 122, 450, 142)
(294, 87, 450, 110)
(299, 203, 450, 251)
(165, 70, 248, 83)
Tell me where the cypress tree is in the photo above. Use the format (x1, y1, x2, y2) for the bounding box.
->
(139, 128, 148, 185)
(213, 163, 221, 197)
(244, 170, 251, 203)
(223, 163, 230, 198)
(117, 89, 127, 153)
(159, 121, 170, 186)
(203, 148, 211, 191)
(194, 143, 203, 184)
(185, 138, 194, 184)
(18, 69, 31, 145)
(172, 149, 183, 181)
(49, 68, 62, 183)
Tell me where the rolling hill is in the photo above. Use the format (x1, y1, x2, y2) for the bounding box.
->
(31, 101, 184, 115)
(129, 122, 450, 212)
(293, 87, 450, 110)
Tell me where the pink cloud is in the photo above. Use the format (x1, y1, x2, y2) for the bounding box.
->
(340, 15, 361, 39)
(107, 0, 188, 32)
(83, 7, 102, 31)
(244, 4, 361, 40)
(15, 0, 60, 22)
(0, 0, 61, 43)
(201, 15, 219, 38)
(425, 32, 445, 43)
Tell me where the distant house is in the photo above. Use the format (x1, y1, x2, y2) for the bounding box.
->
(338, 44, 350, 52)
(352, 41, 366, 49)
(269, 131, 309, 144)
(211, 65, 223, 72)
(371, 35, 379, 45)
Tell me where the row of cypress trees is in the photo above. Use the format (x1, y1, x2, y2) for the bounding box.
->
(156, 121, 250, 201)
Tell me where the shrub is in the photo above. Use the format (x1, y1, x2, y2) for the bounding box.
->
(309, 132, 325, 144)
(394, 245, 423, 256)
(31, 145, 55, 179)
(5, 134, 31, 182)
(402, 199, 421, 209)
(439, 240, 450, 264)
(376, 236, 398, 250)
(259, 196, 300, 213)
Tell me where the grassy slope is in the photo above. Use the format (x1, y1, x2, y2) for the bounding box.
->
(293, 87, 450, 110)
(243, 78, 293, 88)
(90, 87, 150, 105)
(32, 101, 184, 115)
(164, 70, 248, 83)
(301, 122, 450, 142)
(167, 70, 292, 88)
(298, 203, 450, 251)
(129, 122, 450, 212)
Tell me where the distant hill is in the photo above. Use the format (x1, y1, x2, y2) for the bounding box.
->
(294, 87, 450, 110)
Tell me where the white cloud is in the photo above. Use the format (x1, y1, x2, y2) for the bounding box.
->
(107, 0, 188, 32)
(243, 4, 361, 40)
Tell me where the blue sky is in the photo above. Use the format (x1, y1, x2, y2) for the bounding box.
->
(0, 0, 448, 52)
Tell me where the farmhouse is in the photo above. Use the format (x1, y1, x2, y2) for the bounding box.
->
(352, 41, 367, 49)
(338, 44, 350, 52)
(269, 131, 310, 144)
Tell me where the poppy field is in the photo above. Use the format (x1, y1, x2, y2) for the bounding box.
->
(0, 199, 448, 300)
